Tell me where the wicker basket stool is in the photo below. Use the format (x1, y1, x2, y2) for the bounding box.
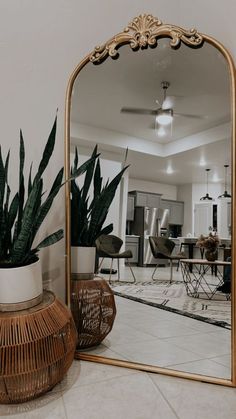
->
(0, 291, 77, 404)
(71, 278, 116, 349)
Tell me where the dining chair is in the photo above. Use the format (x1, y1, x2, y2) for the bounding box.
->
(149, 236, 186, 283)
(95, 234, 136, 284)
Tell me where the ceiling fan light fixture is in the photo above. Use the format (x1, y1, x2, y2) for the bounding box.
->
(155, 126, 166, 137)
(156, 109, 173, 125)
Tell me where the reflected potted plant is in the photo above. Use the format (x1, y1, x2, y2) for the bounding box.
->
(0, 115, 89, 310)
(70, 145, 128, 279)
(196, 233, 220, 261)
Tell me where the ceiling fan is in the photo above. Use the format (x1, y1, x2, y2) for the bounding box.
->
(120, 81, 206, 126)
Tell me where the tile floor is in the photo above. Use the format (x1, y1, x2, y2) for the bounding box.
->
(0, 265, 234, 419)
(86, 265, 231, 379)
(1, 360, 236, 419)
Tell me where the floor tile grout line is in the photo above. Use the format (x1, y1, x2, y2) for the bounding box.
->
(146, 372, 181, 419)
(61, 363, 143, 393)
(104, 335, 216, 361)
(154, 337, 231, 360)
(61, 392, 70, 419)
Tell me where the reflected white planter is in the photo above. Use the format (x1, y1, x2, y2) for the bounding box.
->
(71, 246, 96, 280)
(0, 259, 43, 311)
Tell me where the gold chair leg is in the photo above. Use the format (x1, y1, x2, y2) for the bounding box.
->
(96, 257, 104, 274)
(126, 260, 136, 283)
(109, 259, 114, 284)
(117, 259, 120, 281)
(151, 264, 158, 280)
(170, 260, 173, 283)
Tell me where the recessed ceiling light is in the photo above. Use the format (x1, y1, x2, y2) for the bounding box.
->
(199, 157, 206, 167)
(166, 165, 174, 174)
(212, 173, 220, 182)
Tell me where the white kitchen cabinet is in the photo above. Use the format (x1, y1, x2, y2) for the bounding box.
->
(161, 199, 184, 225)
(125, 236, 139, 264)
(129, 191, 161, 208)
(127, 195, 135, 221)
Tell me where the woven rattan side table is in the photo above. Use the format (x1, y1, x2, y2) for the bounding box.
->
(0, 290, 77, 404)
(71, 277, 116, 349)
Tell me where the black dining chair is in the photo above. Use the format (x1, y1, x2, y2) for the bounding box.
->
(95, 234, 136, 284)
(149, 236, 186, 283)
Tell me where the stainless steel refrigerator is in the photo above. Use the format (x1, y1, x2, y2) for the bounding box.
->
(132, 207, 169, 266)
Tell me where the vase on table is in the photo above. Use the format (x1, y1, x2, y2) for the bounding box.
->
(205, 249, 218, 262)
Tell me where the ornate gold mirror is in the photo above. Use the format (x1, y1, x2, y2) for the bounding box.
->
(65, 14, 236, 386)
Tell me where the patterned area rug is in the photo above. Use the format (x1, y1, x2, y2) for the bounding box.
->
(111, 280, 231, 329)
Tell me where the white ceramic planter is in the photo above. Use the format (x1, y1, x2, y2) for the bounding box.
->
(71, 246, 96, 280)
(0, 259, 43, 311)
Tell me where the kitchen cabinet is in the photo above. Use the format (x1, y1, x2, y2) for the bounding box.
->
(161, 199, 184, 225)
(129, 191, 161, 208)
(125, 235, 139, 264)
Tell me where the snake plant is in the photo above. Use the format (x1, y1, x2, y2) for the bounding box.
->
(71, 145, 128, 247)
(0, 115, 95, 268)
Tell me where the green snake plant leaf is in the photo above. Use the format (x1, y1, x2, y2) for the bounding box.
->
(31, 168, 64, 244)
(28, 162, 33, 196)
(11, 178, 43, 263)
(70, 179, 81, 246)
(3, 191, 19, 259)
(81, 145, 98, 202)
(24, 229, 63, 265)
(33, 115, 57, 184)
(71, 152, 100, 180)
(4, 150, 10, 184)
(73, 147, 78, 171)
(87, 166, 128, 244)
(0, 148, 5, 210)
(90, 158, 102, 209)
(17, 131, 25, 235)
(35, 228, 64, 249)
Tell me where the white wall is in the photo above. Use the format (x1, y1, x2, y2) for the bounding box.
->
(1, 0, 236, 300)
(129, 178, 177, 200)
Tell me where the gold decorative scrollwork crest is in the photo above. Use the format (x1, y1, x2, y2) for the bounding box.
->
(90, 14, 203, 64)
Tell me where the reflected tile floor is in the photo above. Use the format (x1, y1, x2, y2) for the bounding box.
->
(0, 266, 234, 419)
(87, 265, 231, 379)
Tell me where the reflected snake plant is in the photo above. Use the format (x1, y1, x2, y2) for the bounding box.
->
(71, 145, 128, 247)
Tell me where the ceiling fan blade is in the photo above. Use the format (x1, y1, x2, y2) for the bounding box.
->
(120, 107, 157, 116)
(174, 112, 207, 120)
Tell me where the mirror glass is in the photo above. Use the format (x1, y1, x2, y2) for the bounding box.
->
(70, 38, 232, 379)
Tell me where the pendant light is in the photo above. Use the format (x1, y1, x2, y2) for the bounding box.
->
(200, 168, 213, 201)
(218, 164, 231, 198)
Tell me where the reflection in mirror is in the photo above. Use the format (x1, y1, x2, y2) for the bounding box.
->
(70, 37, 232, 379)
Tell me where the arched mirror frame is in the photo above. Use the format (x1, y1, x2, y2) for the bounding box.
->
(64, 14, 236, 387)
